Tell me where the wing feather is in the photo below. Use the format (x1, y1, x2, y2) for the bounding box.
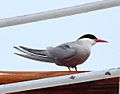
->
(48, 44, 76, 60)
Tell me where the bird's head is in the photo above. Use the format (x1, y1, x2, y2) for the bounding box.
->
(77, 34, 108, 46)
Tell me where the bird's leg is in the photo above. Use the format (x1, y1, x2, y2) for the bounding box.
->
(74, 66, 77, 71)
(68, 67, 71, 71)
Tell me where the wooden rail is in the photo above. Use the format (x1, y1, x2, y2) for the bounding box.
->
(0, 71, 86, 84)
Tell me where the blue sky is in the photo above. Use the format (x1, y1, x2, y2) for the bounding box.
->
(0, 0, 120, 71)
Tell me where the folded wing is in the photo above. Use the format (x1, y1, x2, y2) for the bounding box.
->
(47, 44, 76, 60)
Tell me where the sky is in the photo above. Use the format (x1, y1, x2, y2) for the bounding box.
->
(0, 0, 120, 71)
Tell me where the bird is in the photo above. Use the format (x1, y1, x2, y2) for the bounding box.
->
(14, 34, 108, 71)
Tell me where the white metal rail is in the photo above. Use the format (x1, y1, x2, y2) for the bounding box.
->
(0, 68, 120, 93)
(0, 0, 120, 28)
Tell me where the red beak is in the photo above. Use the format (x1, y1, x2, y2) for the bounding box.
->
(95, 39, 108, 43)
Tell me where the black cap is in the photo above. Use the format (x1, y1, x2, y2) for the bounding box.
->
(78, 34, 97, 40)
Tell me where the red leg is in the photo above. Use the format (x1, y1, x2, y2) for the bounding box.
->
(68, 67, 71, 71)
(75, 66, 77, 71)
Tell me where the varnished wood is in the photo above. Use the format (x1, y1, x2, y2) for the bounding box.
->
(0, 71, 87, 84)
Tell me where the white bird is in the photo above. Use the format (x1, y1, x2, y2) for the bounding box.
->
(14, 34, 108, 71)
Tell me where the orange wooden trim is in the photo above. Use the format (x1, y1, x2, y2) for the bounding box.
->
(0, 71, 88, 84)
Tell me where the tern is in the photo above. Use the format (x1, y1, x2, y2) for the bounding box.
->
(14, 34, 108, 71)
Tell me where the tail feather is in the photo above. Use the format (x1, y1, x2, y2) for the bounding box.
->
(14, 46, 35, 56)
(19, 46, 47, 56)
(14, 53, 53, 63)
(14, 46, 54, 63)
(14, 46, 28, 54)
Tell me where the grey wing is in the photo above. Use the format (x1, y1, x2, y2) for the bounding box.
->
(47, 44, 76, 60)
